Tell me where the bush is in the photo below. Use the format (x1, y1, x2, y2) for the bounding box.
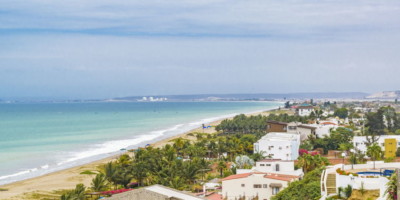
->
(271, 168, 323, 200)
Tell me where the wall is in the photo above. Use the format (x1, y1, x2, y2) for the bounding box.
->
(222, 174, 288, 200)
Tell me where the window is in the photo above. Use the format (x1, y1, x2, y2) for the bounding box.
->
(276, 164, 280, 171)
(266, 164, 271, 166)
(288, 126, 297, 130)
(241, 184, 245, 187)
(254, 184, 262, 188)
(286, 146, 289, 149)
(260, 164, 265, 166)
(279, 147, 282, 150)
(272, 187, 280, 195)
(263, 184, 268, 188)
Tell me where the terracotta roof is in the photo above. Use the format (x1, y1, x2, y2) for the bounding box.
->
(264, 173, 299, 181)
(206, 193, 223, 200)
(321, 122, 337, 125)
(221, 173, 255, 181)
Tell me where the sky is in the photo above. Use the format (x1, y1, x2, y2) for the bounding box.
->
(1, 0, 400, 99)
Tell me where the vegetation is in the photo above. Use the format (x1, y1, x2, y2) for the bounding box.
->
(385, 172, 397, 200)
(271, 168, 324, 200)
(60, 184, 86, 200)
(334, 108, 349, 119)
(297, 151, 329, 173)
(304, 127, 354, 154)
(366, 143, 382, 169)
(216, 113, 309, 135)
(60, 131, 265, 199)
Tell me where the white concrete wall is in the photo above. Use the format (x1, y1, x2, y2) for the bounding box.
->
(254, 133, 300, 160)
(353, 135, 400, 153)
(222, 174, 288, 200)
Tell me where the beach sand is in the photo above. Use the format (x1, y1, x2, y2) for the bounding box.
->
(0, 109, 283, 200)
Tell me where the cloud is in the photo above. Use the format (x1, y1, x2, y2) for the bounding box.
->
(0, 0, 400, 98)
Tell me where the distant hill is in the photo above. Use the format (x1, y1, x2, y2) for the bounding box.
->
(366, 91, 400, 99)
(114, 92, 368, 101)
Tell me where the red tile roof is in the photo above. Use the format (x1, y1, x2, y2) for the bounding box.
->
(321, 122, 337, 125)
(206, 193, 223, 200)
(264, 173, 299, 181)
(221, 173, 255, 181)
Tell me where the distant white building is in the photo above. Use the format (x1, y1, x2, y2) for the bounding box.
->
(237, 159, 303, 177)
(254, 132, 300, 160)
(222, 172, 299, 200)
(296, 104, 314, 117)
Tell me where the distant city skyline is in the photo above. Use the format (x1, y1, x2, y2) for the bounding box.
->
(1, 0, 400, 99)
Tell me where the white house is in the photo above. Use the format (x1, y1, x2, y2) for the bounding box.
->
(307, 121, 339, 138)
(237, 159, 303, 177)
(222, 172, 299, 200)
(254, 132, 300, 160)
(353, 135, 400, 153)
(296, 104, 314, 117)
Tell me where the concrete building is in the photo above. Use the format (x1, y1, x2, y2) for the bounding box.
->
(353, 135, 400, 158)
(237, 159, 303, 177)
(254, 132, 300, 160)
(106, 184, 206, 200)
(296, 104, 314, 117)
(222, 172, 299, 200)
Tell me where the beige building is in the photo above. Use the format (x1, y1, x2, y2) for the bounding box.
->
(222, 172, 299, 200)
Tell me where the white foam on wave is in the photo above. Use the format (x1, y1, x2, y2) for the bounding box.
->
(57, 123, 186, 166)
(0, 167, 38, 180)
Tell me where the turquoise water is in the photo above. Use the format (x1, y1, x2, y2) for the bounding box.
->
(0, 101, 281, 185)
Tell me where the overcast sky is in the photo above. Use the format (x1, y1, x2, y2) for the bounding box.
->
(1, 0, 400, 99)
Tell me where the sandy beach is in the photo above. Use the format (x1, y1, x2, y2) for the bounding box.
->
(0, 108, 280, 200)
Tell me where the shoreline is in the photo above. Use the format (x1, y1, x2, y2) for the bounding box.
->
(0, 106, 281, 200)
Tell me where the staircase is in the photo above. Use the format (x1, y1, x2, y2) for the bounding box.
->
(326, 173, 336, 195)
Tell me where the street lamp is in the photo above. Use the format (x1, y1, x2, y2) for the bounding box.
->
(341, 152, 347, 170)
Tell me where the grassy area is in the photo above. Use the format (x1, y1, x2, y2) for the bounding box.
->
(348, 189, 379, 200)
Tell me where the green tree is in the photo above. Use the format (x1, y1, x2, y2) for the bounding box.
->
(271, 168, 323, 200)
(334, 108, 349, 119)
(102, 162, 118, 188)
(60, 184, 86, 200)
(90, 173, 108, 192)
(366, 143, 382, 169)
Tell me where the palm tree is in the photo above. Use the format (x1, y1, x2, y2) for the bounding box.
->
(61, 184, 86, 200)
(217, 160, 227, 177)
(251, 151, 267, 162)
(385, 172, 397, 200)
(366, 143, 382, 169)
(102, 162, 118, 188)
(90, 173, 108, 192)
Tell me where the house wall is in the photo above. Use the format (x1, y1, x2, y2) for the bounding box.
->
(353, 136, 400, 155)
(255, 161, 294, 172)
(254, 134, 300, 160)
(222, 174, 288, 200)
(384, 138, 397, 158)
(267, 123, 287, 133)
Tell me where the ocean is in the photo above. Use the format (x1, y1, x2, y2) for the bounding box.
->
(0, 101, 281, 185)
